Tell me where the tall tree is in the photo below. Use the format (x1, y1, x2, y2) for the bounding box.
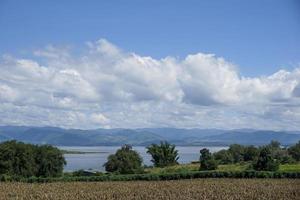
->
(146, 141, 179, 167)
(35, 145, 66, 177)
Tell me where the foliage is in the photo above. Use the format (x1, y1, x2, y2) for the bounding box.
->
(213, 149, 234, 164)
(104, 145, 143, 174)
(253, 147, 279, 171)
(145, 163, 199, 174)
(0, 140, 65, 177)
(35, 145, 66, 177)
(217, 163, 250, 171)
(0, 170, 300, 183)
(288, 141, 300, 161)
(243, 145, 259, 161)
(200, 148, 218, 170)
(214, 141, 297, 165)
(146, 141, 179, 167)
(228, 144, 245, 163)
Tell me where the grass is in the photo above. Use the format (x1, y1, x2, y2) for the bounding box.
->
(217, 163, 250, 171)
(146, 162, 300, 174)
(279, 163, 300, 172)
(0, 179, 299, 200)
(145, 163, 199, 174)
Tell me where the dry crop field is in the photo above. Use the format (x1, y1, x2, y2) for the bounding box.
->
(0, 179, 299, 200)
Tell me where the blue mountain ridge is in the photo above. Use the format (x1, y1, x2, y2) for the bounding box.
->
(0, 126, 299, 146)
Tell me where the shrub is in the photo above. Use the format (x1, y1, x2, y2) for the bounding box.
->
(228, 144, 245, 163)
(200, 148, 218, 170)
(288, 141, 300, 161)
(243, 145, 259, 161)
(253, 147, 279, 171)
(104, 144, 143, 174)
(213, 149, 234, 164)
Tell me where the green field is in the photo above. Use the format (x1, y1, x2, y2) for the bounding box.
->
(146, 162, 300, 174)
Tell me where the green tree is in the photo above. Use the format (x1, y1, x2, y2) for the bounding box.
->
(243, 145, 259, 161)
(0, 141, 36, 177)
(200, 148, 218, 170)
(35, 145, 66, 177)
(228, 144, 245, 163)
(104, 145, 143, 174)
(288, 141, 300, 161)
(267, 140, 281, 149)
(265, 140, 294, 164)
(253, 147, 279, 171)
(213, 149, 233, 164)
(0, 141, 66, 177)
(146, 141, 179, 167)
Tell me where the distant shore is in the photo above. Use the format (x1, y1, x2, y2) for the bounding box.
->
(61, 150, 109, 154)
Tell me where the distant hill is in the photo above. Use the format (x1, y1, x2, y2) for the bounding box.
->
(0, 126, 299, 146)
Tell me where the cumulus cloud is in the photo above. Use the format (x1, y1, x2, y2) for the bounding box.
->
(0, 39, 299, 130)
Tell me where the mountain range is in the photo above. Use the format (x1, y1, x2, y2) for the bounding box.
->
(0, 126, 299, 146)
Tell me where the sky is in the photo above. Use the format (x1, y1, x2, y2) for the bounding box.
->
(0, 0, 300, 130)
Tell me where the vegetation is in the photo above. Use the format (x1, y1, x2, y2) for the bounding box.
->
(279, 163, 300, 172)
(0, 140, 65, 177)
(103, 144, 143, 174)
(212, 140, 300, 171)
(0, 179, 299, 199)
(1, 140, 300, 181)
(288, 141, 300, 161)
(199, 148, 218, 170)
(1, 170, 300, 183)
(146, 141, 179, 167)
(253, 147, 279, 171)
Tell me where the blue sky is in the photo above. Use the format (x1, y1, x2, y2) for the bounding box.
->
(0, 0, 299, 77)
(0, 0, 300, 130)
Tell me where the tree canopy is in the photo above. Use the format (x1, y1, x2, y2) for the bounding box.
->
(0, 140, 66, 177)
(253, 147, 279, 171)
(104, 144, 143, 174)
(146, 141, 179, 167)
(288, 141, 300, 161)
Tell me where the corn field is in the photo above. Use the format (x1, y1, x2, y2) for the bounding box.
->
(0, 179, 299, 200)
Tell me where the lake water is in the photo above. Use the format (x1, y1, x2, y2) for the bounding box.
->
(59, 146, 228, 172)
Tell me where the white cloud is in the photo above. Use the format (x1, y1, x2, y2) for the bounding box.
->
(0, 39, 299, 130)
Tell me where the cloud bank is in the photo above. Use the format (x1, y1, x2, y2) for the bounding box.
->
(0, 39, 299, 130)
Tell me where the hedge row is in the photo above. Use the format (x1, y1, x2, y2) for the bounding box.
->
(1, 171, 300, 183)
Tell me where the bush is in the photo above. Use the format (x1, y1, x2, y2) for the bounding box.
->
(146, 141, 179, 167)
(200, 148, 218, 170)
(228, 144, 245, 163)
(243, 145, 259, 161)
(1, 170, 299, 183)
(213, 149, 234, 164)
(104, 144, 143, 174)
(253, 147, 279, 171)
(288, 141, 300, 161)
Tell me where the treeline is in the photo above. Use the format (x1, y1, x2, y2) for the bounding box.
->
(104, 140, 300, 174)
(0, 140, 66, 177)
(0, 140, 299, 180)
(213, 140, 300, 171)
